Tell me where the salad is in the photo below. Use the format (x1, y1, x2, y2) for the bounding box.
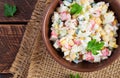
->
(50, 0, 119, 63)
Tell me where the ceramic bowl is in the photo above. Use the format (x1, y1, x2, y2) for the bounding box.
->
(42, 0, 120, 72)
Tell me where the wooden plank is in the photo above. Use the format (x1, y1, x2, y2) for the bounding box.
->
(0, 0, 37, 23)
(0, 25, 26, 73)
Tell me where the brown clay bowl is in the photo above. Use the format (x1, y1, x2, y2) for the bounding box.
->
(42, 0, 120, 72)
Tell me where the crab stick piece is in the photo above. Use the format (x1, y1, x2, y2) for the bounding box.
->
(60, 11, 71, 21)
(101, 48, 109, 57)
(84, 52, 94, 61)
(73, 39, 81, 45)
(50, 31, 58, 41)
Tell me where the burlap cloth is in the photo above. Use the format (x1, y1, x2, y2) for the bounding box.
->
(9, 0, 120, 78)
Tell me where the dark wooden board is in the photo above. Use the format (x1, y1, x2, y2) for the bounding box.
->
(0, 25, 26, 73)
(0, 0, 37, 23)
(0, 73, 13, 78)
(0, 0, 37, 76)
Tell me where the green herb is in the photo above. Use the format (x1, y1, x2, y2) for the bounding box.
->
(70, 73, 81, 78)
(70, 74, 75, 78)
(4, 3, 17, 17)
(75, 74, 80, 78)
(70, 3, 82, 15)
(87, 39, 104, 55)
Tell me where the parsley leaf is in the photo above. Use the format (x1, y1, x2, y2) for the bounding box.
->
(70, 3, 82, 15)
(4, 3, 17, 17)
(75, 74, 80, 78)
(87, 39, 104, 55)
(70, 74, 75, 78)
(70, 73, 81, 78)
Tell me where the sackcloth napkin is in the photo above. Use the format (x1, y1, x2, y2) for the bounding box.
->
(9, 0, 120, 78)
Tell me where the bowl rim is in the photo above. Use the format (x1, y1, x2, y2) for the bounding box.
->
(42, 0, 120, 72)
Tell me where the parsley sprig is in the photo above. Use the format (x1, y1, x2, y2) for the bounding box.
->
(70, 3, 83, 15)
(70, 73, 81, 78)
(87, 39, 104, 55)
(4, 3, 17, 17)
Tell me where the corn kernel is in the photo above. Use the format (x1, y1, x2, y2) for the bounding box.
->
(68, 29, 75, 35)
(80, 0, 87, 4)
(109, 42, 118, 48)
(91, 33, 95, 37)
(70, 53, 76, 60)
(61, 47, 68, 52)
(114, 44, 118, 48)
(103, 36, 109, 42)
(65, 55, 72, 62)
(68, 40, 74, 46)
(87, 5, 92, 10)
(110, 31, 114, 37)
(113, 19, 118, 26)
(95, 18, 102, 25)
(80, 37, 85, 40)
(101, 31, 106, 36)
(60, 40, 66, 46)
(54, 24, 59, 29)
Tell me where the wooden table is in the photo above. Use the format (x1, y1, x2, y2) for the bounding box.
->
(0, 0, 37, 77)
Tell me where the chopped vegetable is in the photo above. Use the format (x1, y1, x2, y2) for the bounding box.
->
(70, 3, 82, 15)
